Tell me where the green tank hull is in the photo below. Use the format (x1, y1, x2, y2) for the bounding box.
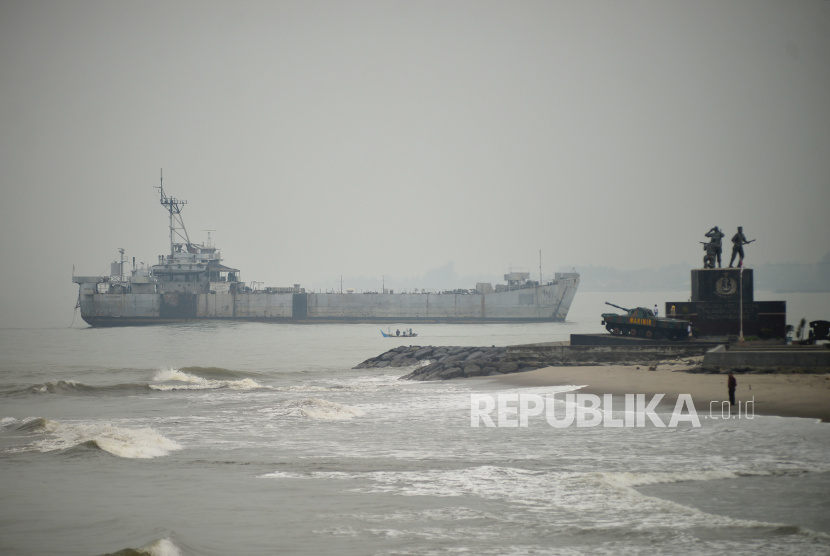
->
(601, 302, 691, 341)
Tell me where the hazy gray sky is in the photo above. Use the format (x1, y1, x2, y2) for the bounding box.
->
(1, 1, 828, 326)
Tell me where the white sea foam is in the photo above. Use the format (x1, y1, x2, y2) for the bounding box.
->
(291, 464, 811, 535)
(272, 374, 403, 394)
(19, 419, 182, 458)
(258, 471, 305, 479)
(1, 417, 19, 428)
(150, 368, 264, 391)
(272, 384, 336, 393)
(258, 470, 355, 480)
(138, 537, 182, 556)
(290, 398, 365, 420)
(348, 506, 492, 523)
(596, 467, 830, 489)
(38, 379, 81, 393)
(598, 469, 745, 488)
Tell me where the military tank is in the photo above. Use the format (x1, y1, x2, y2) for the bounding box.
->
(601, 302, 691, 340)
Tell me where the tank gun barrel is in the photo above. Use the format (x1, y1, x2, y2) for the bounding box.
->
(605, 301, 630, 312)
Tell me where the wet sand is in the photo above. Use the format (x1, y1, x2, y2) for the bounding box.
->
(488, 364, 830, 422)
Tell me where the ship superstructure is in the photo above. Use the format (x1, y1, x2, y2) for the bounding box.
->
(73, 177, 579, 326)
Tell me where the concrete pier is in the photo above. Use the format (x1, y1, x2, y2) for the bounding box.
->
(701, 344, 830, 373)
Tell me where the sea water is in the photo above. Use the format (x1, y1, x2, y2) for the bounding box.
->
(1, 291, 829, 555)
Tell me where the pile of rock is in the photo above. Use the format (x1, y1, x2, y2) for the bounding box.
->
(353, 345, 552, 381)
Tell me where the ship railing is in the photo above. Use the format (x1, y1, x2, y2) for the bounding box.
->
(72, 276, 108, 285)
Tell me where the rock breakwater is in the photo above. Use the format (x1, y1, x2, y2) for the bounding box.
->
(354, 345, 553, 381)
(354, 343, 709, 381)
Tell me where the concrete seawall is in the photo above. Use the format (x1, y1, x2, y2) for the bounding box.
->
(702, 344, 830, 373)
(506, 343, 705, 366)
(508, 336, 719, 366)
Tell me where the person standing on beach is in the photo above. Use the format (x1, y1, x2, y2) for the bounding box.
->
(728, 372, 737, 407)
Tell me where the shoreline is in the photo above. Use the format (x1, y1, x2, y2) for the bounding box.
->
(481, 364, 830, 423)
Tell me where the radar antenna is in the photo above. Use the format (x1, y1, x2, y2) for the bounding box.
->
(155, 169, 190, 256)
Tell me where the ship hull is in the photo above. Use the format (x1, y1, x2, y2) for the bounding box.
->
(77, 278, 579, 327)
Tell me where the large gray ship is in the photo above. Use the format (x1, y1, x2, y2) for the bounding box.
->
(72, 178, 580, 327)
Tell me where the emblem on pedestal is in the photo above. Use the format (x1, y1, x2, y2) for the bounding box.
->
(715, 273, 738, 297)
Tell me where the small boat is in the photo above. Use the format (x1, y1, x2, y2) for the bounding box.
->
(381, 328, 417, 338)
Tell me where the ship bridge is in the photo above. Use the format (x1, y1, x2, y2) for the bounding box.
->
(206, 263, 240, 283)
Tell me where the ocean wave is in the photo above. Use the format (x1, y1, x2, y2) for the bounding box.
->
(150, 368, 266, 391)
(1, 416, 51, 432)
(6, 418, 182, 459)
(257, 464, 830, 546)
(99, 537, 182, 556)
(258, 470, 306, 479)
(255, 464, 830, 545)
(258, 470, 356, 480)
(287, 398, 365, 420)
(598, 469, 744, 488)
(271, 384, 341, 393)
(178, 366, 262, 380)
(15, 380, 151, 396)
(271, 374, 403, 394)
(2, 367, 264, 397)
(596, 467, 829, 489)
(581, 469, 830, 539)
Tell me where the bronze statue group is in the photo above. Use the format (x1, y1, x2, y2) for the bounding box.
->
(701, 226, 755, 269)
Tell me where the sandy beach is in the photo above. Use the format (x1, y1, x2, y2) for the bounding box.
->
(488, 363, 830, 423)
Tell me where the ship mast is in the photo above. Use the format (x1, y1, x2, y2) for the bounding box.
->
(155, 169, 190, 256)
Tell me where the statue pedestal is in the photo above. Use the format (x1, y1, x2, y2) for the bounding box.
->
(668, 268, 786, 339)
(691, 268, 753, 303)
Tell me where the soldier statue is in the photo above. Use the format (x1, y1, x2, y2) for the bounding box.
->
(702, 241, 718, 269)
(704, 226, 725, 268)
(729, 226, 755, 267)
